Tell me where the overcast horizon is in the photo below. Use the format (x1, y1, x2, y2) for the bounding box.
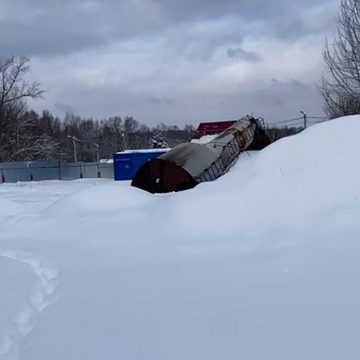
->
(1, 0, 339, 126)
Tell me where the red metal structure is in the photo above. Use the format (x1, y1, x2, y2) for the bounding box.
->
(192, 120, 237, 139)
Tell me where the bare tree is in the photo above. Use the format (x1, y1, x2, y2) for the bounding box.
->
(320, 0, 360, 118)
(0, 56, 43, 106)
(0, 55, 43, 160)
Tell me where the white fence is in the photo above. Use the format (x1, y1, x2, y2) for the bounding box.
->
(0, 161, 114, 183)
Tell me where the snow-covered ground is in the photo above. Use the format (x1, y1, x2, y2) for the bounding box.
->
(1, 115, 360, 360)
(191, 134, 217, 144)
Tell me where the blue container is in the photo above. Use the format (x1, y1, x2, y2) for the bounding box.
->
(113, 149, 168, 181)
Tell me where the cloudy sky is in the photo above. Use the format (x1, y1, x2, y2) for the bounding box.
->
(1, 0, 339, 126)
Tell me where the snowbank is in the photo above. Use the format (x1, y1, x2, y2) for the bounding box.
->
(1, 116, 360, 360)
(44, 115, 360, 243)
(45, 181, 153, 217)
(170, 115, 360, 240)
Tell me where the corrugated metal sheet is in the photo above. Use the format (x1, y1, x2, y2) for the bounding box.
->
(192, 120, 236, 139)
(0, 162, 113, 183)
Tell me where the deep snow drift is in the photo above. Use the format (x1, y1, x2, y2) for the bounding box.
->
(1, 116, 360, 360)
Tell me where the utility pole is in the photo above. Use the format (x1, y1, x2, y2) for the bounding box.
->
(122, 131, 127, 150)
(67, 135, 79, 162)
(94, 143, 100, 163)
(300, 111, 307, 129)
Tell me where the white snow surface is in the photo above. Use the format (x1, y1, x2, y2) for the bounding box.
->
(0, 198, 25, 217)
(191, 134, 218, 144)
(1, 115, 360, 359)
(116, 148, 171, 154)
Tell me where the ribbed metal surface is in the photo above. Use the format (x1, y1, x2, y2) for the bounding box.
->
(195, 116, 257, 182)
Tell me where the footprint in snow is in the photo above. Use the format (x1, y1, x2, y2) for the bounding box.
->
(0, 250, 60, 360)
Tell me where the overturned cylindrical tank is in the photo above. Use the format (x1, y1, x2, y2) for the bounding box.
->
(131, 115, 270, 193)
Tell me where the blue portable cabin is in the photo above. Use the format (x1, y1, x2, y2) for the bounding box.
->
(113, 149, 169, 181)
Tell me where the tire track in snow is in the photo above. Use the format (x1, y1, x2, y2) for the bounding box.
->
(0, 251, 59, 360)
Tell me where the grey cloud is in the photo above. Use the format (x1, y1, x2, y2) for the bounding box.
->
(273, 97, 285, 107)
(267, 1, 338, 41)
(54, 102, 77, 115)
(0, 0, 335, 57)
(147, 95, 175, 105)
(158, 19, 246, 63)
(156, 0, 326, 23)
(254, 79, 323, 122)
(291, 79, 310, 90)
(0, 0, 166, 56)
(11, 0, 332, 127)
(31, 74, 324, 127)
(227, 47, 261, 62)
(271, 78, 310, 91)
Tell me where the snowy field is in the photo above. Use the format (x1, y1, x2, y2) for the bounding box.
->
(1, 116, 360, 360)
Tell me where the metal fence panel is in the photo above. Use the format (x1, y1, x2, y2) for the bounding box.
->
(30, 162, 59, 181)
(0, 162, 31, 182)
(99, 163, 114, 179)
(81, 163, 99, 179)
(0, 161, 114, 183)
(59, 163, 84, 180)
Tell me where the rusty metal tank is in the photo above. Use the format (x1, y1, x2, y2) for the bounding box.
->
(131, 115, 270, 193)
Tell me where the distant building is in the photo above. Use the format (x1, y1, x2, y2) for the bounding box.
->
(191, 120, 236, 143)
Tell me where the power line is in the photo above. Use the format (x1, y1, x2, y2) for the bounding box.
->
(270, 114, 329, 128)
(308, 119, 328, 124)
(308, 116, 327, 119)
(271, 119, 303, 127)
(272, 116, 303, 126)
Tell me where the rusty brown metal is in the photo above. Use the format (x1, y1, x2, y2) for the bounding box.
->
(247, 126, 271, 150)
(131, 158, 197, 193)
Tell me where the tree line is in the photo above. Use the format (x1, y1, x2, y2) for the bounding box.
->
(0, 105, 300, 162)
(0, 104, 298, 165)
(0, 55, 302, 162)
(0, 107, 197, 162)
